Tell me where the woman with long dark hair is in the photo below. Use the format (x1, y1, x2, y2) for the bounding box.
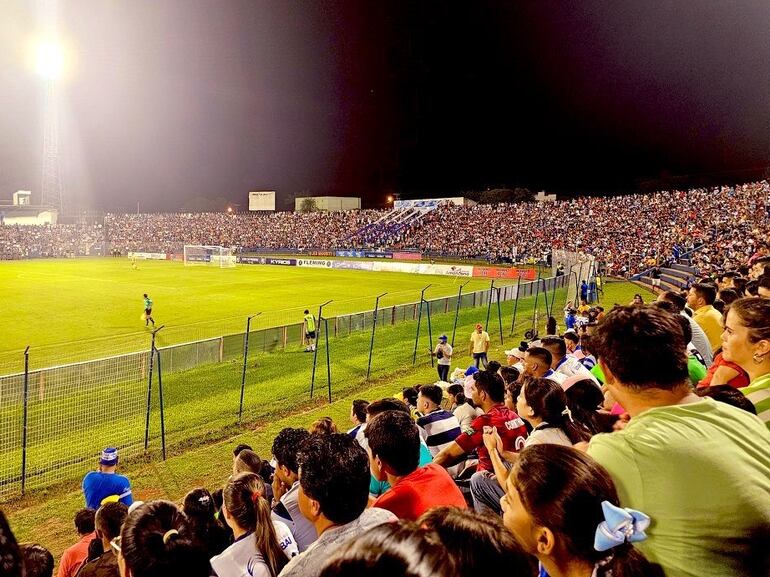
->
(502, 445, 658, 577)
(183, 487, 232, 559)
(211, 472, 294, 577)
(117, 500, 210, 577)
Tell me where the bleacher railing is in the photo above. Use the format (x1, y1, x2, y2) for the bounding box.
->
(0, 273, 576, 502)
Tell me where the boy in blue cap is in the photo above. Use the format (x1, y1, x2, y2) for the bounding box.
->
(82, 447, 133, 510)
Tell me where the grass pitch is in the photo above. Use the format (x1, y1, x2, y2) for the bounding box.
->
(0, 258, 497, 368)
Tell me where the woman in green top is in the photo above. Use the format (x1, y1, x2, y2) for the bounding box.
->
(720, 297, 770, 428)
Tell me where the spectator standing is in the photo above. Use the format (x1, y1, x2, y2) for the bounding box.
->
(57, 509, 96, 577)
(278, 434, 396, 577)
(82, 448, 133, 511)
(587, 305, 770, 577)
(76, 502, 127, 577)
(429, 335, 453, 382)
(468, 324, 490, 368)
(270, 428, 317, 552)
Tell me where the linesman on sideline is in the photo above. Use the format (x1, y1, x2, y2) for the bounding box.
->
(143, 293, 156, 327)
(304, 309, 317, 352)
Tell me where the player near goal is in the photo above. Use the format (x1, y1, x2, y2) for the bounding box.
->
(143, 293, 156, 327)
(304, 309, 317, 352)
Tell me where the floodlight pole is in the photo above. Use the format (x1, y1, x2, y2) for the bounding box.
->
(451, 281, 471, 347)
(311, 301, 332, 399)
(239, 312, 261, 423)
(367, 293, 387, 380)
(144, 325, 164, 452)
(412, 285, 432, 365)
(21, 346, 30, 496)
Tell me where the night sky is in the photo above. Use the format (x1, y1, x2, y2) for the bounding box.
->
(0, 0, 768, 211)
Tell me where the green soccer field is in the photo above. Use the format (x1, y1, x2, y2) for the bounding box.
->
(0, 258, 500, 369)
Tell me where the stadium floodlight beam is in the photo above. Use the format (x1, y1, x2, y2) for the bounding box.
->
(36, 42, 64, 79)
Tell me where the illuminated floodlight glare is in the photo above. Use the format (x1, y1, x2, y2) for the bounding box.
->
(36, 43, 64, 79)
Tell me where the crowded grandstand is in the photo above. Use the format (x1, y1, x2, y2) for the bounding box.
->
(2, 177, 770, 577)
(2, 181, 769, 279)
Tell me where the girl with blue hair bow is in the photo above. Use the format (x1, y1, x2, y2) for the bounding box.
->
(500, 444, 661, 577)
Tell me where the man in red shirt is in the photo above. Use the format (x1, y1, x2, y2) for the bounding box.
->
(367, 410, 466, 520)
(434, 369, 528, 514)
(57, 508, 96, 577)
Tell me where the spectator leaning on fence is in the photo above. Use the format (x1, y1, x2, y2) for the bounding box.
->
(82, 448, 133, 511)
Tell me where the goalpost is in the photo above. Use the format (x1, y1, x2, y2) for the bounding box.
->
(183, 245, 237, 268)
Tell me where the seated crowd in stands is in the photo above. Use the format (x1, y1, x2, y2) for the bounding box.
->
(2, 273, 769, 577)
(2, 182, 769, 275)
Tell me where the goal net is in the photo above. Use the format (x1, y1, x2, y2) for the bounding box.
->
(183, 245, 237, 267)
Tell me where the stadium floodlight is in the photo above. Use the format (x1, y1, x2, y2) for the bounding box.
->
(36, 42, 64, 80)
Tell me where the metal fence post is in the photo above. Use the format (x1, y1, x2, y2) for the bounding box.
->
(412, 285, 431, 365)
(311, 301, 332, 399)
(530, 274, 542, 337)
(156, 349, 166, 461)
(495, 287, 504, 344)
(21, 346, 30, 496)
(324, 318, 332, 402)
(485, 280, 495, 329)
(367, 293, 387, 380)
(451, 281, 470, 347)
(239, 313, 261, 423)
(510, 275, 523, 336)
(144, 325, 164, 451)
(426, 300, 434, 368)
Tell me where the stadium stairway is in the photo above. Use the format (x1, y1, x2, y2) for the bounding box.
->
(635, 263, 698, 293)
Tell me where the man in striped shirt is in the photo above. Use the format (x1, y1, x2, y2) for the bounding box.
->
(416, 384, 462, 457)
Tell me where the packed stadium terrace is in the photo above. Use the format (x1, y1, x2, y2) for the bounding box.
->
(3, 185, 770, 577)
(4, 290, 770, 577)
(1, 181, 769, 275)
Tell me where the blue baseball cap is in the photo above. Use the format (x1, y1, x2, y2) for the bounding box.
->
(465, 365, 479, 377)
(438, 334, 448, 341)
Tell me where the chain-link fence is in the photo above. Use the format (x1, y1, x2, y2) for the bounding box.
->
(0, 273, 570, 501)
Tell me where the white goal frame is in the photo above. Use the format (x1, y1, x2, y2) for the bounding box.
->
(183, 245, 237, 268)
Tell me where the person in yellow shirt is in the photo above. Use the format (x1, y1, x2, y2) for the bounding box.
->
(469, 323, 490, 368)
(686, 283, 723, 351)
